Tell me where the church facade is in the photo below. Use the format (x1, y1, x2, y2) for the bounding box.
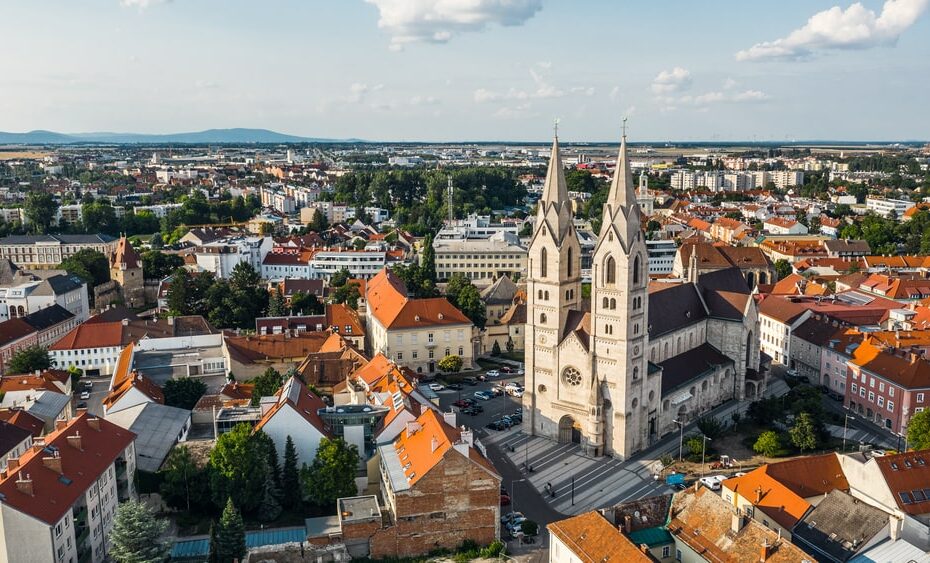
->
(523, 132, 763, 460)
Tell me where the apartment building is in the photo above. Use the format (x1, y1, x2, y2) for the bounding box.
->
(0, 413, 136, 563)
(0, 305, 78, 373)
(866, 197, 915, 218)
(366, 268, 474, 375)
(646, 239, 677, 275)
(193, 236, 273, 279)
(432, 230, 526, 285)
(763, 217, 809, 235)
(308, 250, 388, 280)
(0, 235, 117, 270)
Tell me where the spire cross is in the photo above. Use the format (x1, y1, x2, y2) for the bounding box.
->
(621, 117, 628, 139)
(553, 118, 560, 138)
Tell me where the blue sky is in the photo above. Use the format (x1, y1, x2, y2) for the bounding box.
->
(1, 0, 928, 141)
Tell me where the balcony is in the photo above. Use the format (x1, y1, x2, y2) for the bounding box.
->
(76, 523, 90, 548)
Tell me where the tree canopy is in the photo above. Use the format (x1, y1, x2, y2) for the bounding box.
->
(163, 378, 207, 410)
(107, 500, 170, 563)
(300, 437, 359, 508)
(7, 345, 52, 374)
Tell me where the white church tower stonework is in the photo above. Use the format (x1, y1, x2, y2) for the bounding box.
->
(524, 125, 762, 460)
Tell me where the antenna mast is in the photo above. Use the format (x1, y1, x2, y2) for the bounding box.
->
(447, 175, 454, 224)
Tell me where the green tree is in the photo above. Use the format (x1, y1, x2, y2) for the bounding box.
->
(107, 500, 169, 563)
(753, 431, 783, 458)
(141, 250, 184, 280)
(58, 248, 110, 300)
(7, 345, 52, 374)
(82, 200, 118, 234)
(309, 208, 329, 232)
(330, 267, 351, 289)
(907, 409, 930, 451)
(257, 461, 283, 522)
(282, 436, 301, 510)
(163, 378, 207, 410)
(421, 233, 436, 284)
(332, 281, 361, 309)
(23, 192, 59, 234)
(491, 340, 502, 356)
(216, 498, 247, 563)
(267, 287, 286, 317)
(685, 435, 710, 462)
(774, 259, 792, 281)
(445, 273, 487, 328)
(438, 354, 464, 373)
(207, 521, 219, 563)
(250, 368, 284, 406)
(789, 412, 818, 453)
(209, 424, 273, 512)
(300, 437, 359, 508)
(150, 232, 164, 250)
(290, 292, 324, 315)
(696, 416, 725, 440)
(160, 445, 210, 512)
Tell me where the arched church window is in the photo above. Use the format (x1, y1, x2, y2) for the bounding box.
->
(610, 298, 616, 310)
(540, 313, 547, 324)
(633, 366, 640, 380)
(603, 297, 609, 308)
(633, 255, 642, 285)
(567, 247, 573, 277)
(648, 390, 655, 402)
(544, 291, 550, 300)
(664, 342, 669, 357)
(632, 398, 638, 408)
(540, 247, 548, 278)
(538, 289, 543, 299)
(633, 324, 639, 335)
(562, 367, 582, 386)
(605, 256, 616, 285)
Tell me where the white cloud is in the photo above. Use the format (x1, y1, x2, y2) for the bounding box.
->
(365, 0, 543, 49)
(651, 67, 692, 94)
(475, 64, 594, 104)
(347, 83, 383, 103)
(722, 78, 737, 90)
(119, 0, 169, 8)
(529, 68, 564, 99)
(493, 103, 534, 119)
(570, 86, 595, 96)
(659, 89, 770, 111)
(736, 0, 929, 61)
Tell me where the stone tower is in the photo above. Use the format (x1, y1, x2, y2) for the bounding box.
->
(110, 237, 144, 308)
(590, 132, 660, 457)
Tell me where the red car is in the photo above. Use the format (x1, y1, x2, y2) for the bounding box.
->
(500, 494, 511, 506)
(500, 366, 513, 373)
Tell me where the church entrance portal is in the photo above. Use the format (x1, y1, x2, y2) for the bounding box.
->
(559, 415, 582, 444)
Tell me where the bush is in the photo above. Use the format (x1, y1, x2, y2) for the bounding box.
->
(753, 431, 783, 458)
(521, 520, 539, 536)
(697, 416, 726, 439)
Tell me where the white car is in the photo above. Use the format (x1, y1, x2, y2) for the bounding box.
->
(699, 476, 722, 491)
(427, 383, 444, 392)
(485, 369, 500, 378)
(509, 388, 524, 398)
(79, 391, 91, 400)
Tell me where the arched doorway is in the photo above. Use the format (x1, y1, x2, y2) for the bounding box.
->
(559, 415, 582, 444)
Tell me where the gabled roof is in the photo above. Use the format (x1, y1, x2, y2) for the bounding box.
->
(110, 237, 141, 269)
(480, 275, 518, 305)
(367, 268, 471, 330)
(254, 377, 330, 437)
(327, 303, 364, 337)
(669, 487, 815, 563)
(547, 511, 654, 562)
(849, 337, 930, 389)
(103, 370, 165, 410)
(873, 449, 930, 515)
(648, 282, 706, 337)
(792, 490, 890, 562)
(224, 332, 329, 363)
(659, 343, 732, 395)
(0, 413, 135, 525)
(0, 420, 32, 458)
(0, 409, 45, 437)
(49, 321, 124, 350)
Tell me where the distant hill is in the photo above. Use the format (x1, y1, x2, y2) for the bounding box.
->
(0, 128, 351, 144)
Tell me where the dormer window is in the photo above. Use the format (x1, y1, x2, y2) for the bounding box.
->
(438, 313, 444, 320)
(414, 315, 420, 321)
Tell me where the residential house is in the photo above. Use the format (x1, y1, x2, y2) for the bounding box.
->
(0, 421, 32, 473)
(791, 489, 892, 563)
(0, 412, 136, 563)
(764, 217, 809, 235)
(104, 403, 191, 473)
(824, 239, 871, 259)
(0, 305, 78, 372)
(366, 268, 475, 376)
(223, 331, 331, 380)
(548, 511, 655, 563)
(253, 377, 331, 467)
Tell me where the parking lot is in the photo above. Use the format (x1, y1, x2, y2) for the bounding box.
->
(432, 367, 525, 435)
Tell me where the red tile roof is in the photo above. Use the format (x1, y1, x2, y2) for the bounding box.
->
(874, 449, 930, 515)
(254, 377, 330, 437)
(0, 409, 45, 437)
(110, 236, 141, 270)
(367, 269, 470, 330)
(850, 337, 930, 389)
(0, 412, 135, 525)
(49, 321, 124, 350)
(548, 511, 653, 562)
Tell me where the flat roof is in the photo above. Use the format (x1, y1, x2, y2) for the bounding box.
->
(338, 495, 381, 524)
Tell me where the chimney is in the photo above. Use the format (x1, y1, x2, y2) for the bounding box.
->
(56, 419, 68, 431)
(443, 410, 457, 428)
(459, 426, 474, 447)
(67, 432, 82, 451)
(7, 457, 19, 471)
(15, 473, 34, 496)
(731, 510, 747, 533)
(755, 486, 764, 504)
(624, 515, 633, 534)
(760, 539, 771, 562)
(889, 515, 900, 541)
(121, 317, 129, 326)
(405, 421, 420, 437)
(87, 417, 100, 431)
(42, 453, 63, 474)
(430, 435, 439, 452)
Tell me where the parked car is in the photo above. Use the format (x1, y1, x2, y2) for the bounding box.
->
(468, 404, 484, 413)
(82, 381, 93, 389)
(463, 377, 478, 386)
(509, 388, 524, 398)
(486, 369, 500, 378)
(476, 374, 487, 382)
(515, 368, 525, 375)
(462, 407, 479, 416)
(500, 366, 513, 374)
(447, 382, 463, 390)
(501, 511, 525, 525)
(785, 369, 800, 379)
(699, 476, 722, 491)
(474, 391, 492, 401)
(79, 391, 90, 400)
(505, 381, 523, 391)
(500, 493, 511, 506)
(428, 383, 445, 392)
(453, 399, 470, 408)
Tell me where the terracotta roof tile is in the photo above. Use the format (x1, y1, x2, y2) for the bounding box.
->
(874, 449, 930, 515)
(367, 268, 470, 329)
(547, 511, 653, 562)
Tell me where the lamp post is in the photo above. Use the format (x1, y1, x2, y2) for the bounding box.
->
(843, 413, 855, 453)
(673, 419, 685, 462)
(701, 435, 712, 477)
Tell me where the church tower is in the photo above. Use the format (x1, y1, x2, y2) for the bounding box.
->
(524, 132, 582, 439)
(110, 237, 145, 308)
(590, 127, 659, 458)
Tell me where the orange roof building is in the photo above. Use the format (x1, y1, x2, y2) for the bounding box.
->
(0, 412, 136, 563)
(253, 376, 330, 467)
(548, 511, 654, 562)
(366, 268, 474, 376)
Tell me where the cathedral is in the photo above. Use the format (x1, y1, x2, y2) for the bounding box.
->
(523, 130, 763, 460)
